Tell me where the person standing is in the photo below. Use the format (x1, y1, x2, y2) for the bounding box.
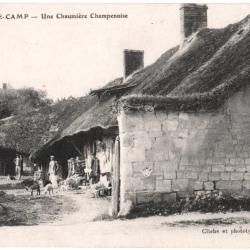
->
(48, 155, 59, 188)
(75, 156, 84, 175)
(67, 159, 72, 178)
(71, 158, 76, 176)
(90, 153, 100, 184)
(19, 155, 23, 177)
(14, 154, 21, 180)
(85, 154, 93, 183)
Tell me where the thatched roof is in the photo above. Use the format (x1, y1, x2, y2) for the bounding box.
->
(31, 97, 118, 160)
(32, 14, 250, 160)
(90, 77, 124, 95)
(0, 95, 95, 155)
(119, 67, 250, 112)
(125, 15, 250, 108)
(91, 14, 250, 102)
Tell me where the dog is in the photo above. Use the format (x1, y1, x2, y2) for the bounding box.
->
(43, 180, 52, 186)
(38, 179, 52, 188)
(22, 179, 34, 187)
(25, 182, 40, 196)
(7, 175, 16, 180)
(43, 183, 53, 195)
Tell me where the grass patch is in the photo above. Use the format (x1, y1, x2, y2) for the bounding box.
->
(0, 192, 78, 226)
(124, 193, 250, 219)
(93, 213, 114, 222)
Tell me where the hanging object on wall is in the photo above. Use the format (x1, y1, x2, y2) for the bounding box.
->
(142, 167, 153, 177)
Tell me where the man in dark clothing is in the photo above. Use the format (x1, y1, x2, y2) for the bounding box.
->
(90, 154, 100, 184)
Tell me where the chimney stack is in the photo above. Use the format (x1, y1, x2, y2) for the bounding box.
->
(2, 83, 7, 90)
(123, 49, 144, 79)
(180, 4, 208, 43)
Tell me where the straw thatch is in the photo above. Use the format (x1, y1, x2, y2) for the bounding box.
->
(31, 97, 118, 160)
(90, 77, 123, 95)
(119, 15, 250, 111)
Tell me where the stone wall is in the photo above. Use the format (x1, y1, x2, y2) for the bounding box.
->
(118, 86, 250, 211)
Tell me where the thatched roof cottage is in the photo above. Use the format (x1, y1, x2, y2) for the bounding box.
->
(33, 4, 250, 214)
(0, 90, 95, 177)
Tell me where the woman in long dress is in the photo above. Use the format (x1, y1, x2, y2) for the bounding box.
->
(48, 155, 59, 188)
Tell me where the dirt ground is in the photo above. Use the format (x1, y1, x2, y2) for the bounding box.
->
(1, 187, 250, 247)
(1, 187, 111, 226)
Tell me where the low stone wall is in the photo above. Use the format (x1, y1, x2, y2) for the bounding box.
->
(118, 86, 250, 211)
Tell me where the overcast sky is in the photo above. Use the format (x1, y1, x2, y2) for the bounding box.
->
(0, 3, 249, 99)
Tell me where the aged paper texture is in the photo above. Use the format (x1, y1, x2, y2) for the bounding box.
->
(0, 2, 250, 248)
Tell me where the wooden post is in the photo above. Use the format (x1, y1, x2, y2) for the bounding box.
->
(111, 136, 120, 217)
(3, 162, 5, 176)
(67, 139, 84, 157)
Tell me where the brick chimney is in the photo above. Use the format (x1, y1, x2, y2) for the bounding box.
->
(2, 83, 7, 90)
(123, 49, 144, 79)
(180, 4, 208, 43)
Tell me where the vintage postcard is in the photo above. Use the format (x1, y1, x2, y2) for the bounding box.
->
(0, 2, 250, 248)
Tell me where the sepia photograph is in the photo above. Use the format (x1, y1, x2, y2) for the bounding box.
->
(0, 2, 249, 247)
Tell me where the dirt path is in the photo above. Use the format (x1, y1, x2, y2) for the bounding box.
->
(1, 190, 250, 247)
(53, 189, 111, 225)
(0, 187, 110, 226)
(1, 210, 250, 247)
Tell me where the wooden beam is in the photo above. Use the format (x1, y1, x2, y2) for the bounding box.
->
(67, 139, 84, 157)
(111, 136, 120, 217)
